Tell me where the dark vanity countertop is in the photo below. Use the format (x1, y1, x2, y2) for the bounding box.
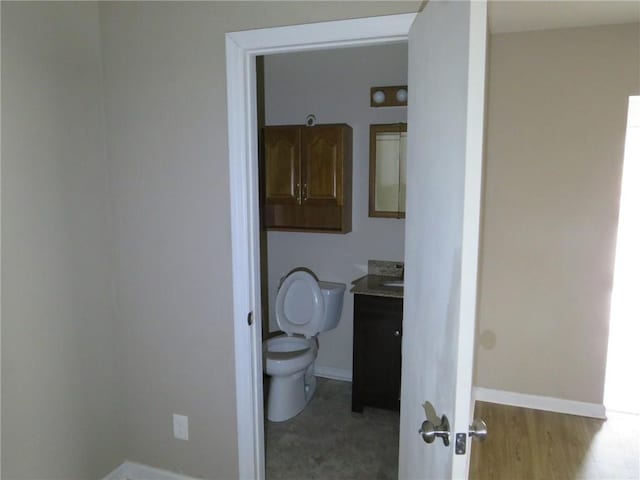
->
(350, 274, 404, 299)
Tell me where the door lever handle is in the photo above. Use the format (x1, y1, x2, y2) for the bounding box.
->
(419, 414, 450, 446)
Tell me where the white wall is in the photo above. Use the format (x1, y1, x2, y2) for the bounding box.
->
(264, 45, 408, 376)
(1, 2, 121, 478)
(476, 22, 640, 404)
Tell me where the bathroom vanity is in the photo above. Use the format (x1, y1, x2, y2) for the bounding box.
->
(350, 265, 403, 413)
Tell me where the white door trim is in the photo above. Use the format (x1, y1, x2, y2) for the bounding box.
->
(225, 13, 417, 480)
(452, 2, 487, 478)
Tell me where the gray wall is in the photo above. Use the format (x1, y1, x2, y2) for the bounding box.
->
(476, 23, 640, 404)
(264, 45, 407, 376)
(6, 2, 633, 479)
(98, 2, 419, 478)
(2, 2, 421, 478)
(1, 2, 121, 478)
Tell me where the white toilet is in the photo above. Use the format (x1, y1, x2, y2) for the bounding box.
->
(263, 270, 345, 422)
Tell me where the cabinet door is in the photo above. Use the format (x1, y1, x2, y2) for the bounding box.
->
(352, 295, 403, 412)
(264, 126, 301, 205)
(263, 124, 351, 233)
(301, 125, 345, 206)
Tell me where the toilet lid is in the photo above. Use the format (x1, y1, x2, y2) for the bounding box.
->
(275, 271, 324, 338)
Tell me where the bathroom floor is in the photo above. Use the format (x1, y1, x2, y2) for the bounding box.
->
(265, 377, 400, 480)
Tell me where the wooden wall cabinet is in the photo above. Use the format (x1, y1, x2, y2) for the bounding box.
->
(263, 124, 352, 233)
(352, 294, 403, 413)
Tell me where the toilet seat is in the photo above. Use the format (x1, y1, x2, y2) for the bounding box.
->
(275, 271, 325, 338)
(263, 335, 317, 376)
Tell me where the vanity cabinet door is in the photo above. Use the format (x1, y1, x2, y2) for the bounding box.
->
(352, 294, 403, 413)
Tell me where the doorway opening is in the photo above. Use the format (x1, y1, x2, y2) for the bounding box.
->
(257, 43, 408, 479)
(604, 96, 640, 414)
(225, 14, 417, 479)
(225, 5, 487, 478)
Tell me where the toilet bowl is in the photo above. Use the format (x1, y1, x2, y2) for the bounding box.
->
(263, 270, 345, 422)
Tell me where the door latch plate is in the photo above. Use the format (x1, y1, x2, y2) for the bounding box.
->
(455, 433, 466, 455)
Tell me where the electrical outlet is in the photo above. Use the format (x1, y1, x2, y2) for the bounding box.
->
(173, 414, 189, 441)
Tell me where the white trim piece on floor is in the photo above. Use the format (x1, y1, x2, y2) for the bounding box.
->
(474, 387, 607, 419)
(314, 365, 352, 382)
(102, 461, 201, 480)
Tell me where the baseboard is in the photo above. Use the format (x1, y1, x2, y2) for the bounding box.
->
(103, 461, 201, 480)
(473, 387, 607, 419)
(314, 365, 352, 382)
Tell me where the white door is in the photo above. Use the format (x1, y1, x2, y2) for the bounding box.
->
(399, 1, 487, 479)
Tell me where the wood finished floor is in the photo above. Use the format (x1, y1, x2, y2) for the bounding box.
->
(470, 402, 640, 480)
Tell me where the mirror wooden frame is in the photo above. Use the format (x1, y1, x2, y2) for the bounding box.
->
(369, 123, 407, 218)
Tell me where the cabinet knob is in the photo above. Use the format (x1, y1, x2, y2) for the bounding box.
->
(393, 330, 401, 337)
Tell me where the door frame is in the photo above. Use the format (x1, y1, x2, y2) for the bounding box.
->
(225, 13, 417, 479)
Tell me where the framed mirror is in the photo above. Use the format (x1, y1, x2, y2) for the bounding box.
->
(369, 123, 407, 218)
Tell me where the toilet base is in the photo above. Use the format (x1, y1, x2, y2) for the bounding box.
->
(267, 364, 316, 422)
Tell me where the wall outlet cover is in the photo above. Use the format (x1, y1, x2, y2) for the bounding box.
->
(173, 414, 189, 441)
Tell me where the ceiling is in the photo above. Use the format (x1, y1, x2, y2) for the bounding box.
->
(488, 0, 640, 34)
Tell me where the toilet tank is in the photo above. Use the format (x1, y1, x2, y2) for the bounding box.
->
(318, 281, 346, 332)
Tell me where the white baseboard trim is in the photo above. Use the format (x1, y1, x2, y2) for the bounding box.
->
(314, 365, 352, 382)
(103, 461, 201, 480)
(474, 387, 607, 419)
